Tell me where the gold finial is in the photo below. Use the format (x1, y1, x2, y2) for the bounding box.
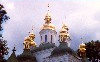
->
(81, 38, 83, 43)
(29, 26, 35, 40)
(81, 38, 85, 44)
(42, 3, 55, 30)
(31, 25, 34, 33)
(48, 4, 50, 12)
(28, 26, 34, 34)
(44, 3, 51, 24)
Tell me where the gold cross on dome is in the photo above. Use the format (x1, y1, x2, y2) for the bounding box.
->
(81, 38, 84, 43)
(32, 25, 35, 32)
(47, 4, 50, 12)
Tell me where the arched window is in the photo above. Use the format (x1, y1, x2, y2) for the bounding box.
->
(51, 35, 52, 43)
(61, 36, 63, 42)
(45, 35, 47, 42)
(41, 36, 42, 41)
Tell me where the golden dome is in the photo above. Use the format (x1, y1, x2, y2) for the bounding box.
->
(63, 24, 68, 30)
(44, 13, 51, 24)
(79, 43, 86, 53)
(80, 43, 86, 48)
(79, 48, 86, 53)
(59, 23, 71, 42)
(42, 23, 55, 30)
(60, 24, 68, 33)
(30, 41, 37, 47)
(41, 4, 55, 31)
(29, 33, 35, 39)
(60, 28, 66, 33)
(45, 13, 51, 18)
(24, 37, 31, 41)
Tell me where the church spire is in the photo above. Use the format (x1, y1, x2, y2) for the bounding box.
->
(44, 4, 51, 24)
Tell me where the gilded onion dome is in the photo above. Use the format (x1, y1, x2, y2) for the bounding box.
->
(79, 38, 86, 53)
(59, 24, 70, 42)
(60, 24, 69, 33)
(30, 41, 37, 47)
(28, 29, 37, 47)
(79, 43, 86, 53)
(44, 13, 51, 24)
(80, 43, 85, 48)
(41, 3, 55, 30)
(60, 24, 69, 36)
(23, 37, 31, 49)
(41, 12, 55, 30)
(42, 23, 55, 30)
(29, 32, 35, 40)
(23, 28, 37, 49)
(24, 37, 31, 42)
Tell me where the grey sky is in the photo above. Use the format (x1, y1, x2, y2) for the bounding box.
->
(1, 0, 100, 57)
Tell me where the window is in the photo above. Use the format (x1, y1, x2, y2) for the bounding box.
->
(41, 36, 42, 41)
(61, 36, 63, 42)
(45, 35, 47, 42)
(51, 35, 52, 43)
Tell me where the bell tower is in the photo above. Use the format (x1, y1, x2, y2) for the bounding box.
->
(39, 4, 57, 44)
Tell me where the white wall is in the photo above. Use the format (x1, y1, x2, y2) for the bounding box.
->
(35, 48, 54, 62)
(40, 29, 57, 43)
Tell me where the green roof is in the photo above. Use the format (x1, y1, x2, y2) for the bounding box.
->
(31, 42, 56, 53)
(51, 42, 76, 57)
(17, 49, 37, 62)
(7, 52, 18, 62)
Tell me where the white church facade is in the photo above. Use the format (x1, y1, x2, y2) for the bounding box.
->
(7, 4, 82, 62)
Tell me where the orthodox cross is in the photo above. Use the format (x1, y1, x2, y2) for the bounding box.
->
(81, 38, 84, 43)
(47, 4, 50, 12)
(12, 46, 16, 53)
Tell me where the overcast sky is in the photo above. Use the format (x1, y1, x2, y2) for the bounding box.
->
(0, 0, 100, 57)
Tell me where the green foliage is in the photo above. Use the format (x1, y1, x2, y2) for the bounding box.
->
(0, 39, 9, 62)
(85, 40, 100, 62)
(0, 4, 9, 62)
(0, 4, 9, 31)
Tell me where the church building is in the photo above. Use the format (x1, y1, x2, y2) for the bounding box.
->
(7, 4, 83, 62)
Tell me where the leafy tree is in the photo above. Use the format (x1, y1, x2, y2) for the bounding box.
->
(0, 39, 9, 62)
(85, 40, 100, 62)
(0, 4, 9, 62)
(77, 40, 100, 62)
(0, 4, 9, 32)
